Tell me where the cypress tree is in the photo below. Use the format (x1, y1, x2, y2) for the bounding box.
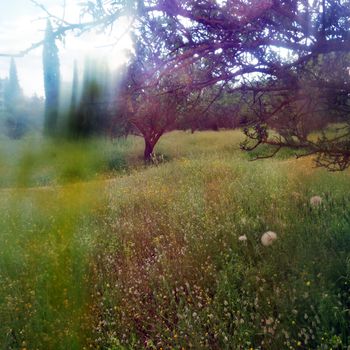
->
(43, 20, 60, 135)
(4, 58, 22, 113)
(3, 58, 28, 139)
(71, 60, 79, 113)
(67, 60, 79, 135)
(71, 59, 110, 137)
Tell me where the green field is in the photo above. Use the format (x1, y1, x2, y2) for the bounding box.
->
(0, 130, 349, 349)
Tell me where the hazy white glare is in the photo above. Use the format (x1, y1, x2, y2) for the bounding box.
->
(0, 0, 133, 97)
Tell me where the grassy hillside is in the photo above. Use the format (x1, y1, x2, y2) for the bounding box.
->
(0, 131, 349, 349)
(0, 130, 247, 188)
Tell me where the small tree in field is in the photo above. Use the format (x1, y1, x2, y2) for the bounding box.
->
(116, 38, 190, 161)
(124, 83, 185, 161)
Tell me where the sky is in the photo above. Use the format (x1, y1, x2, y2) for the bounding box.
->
(0, 0, 133, 97)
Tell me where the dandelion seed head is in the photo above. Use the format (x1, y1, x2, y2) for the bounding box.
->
(261, 231, 277, 246)
(238, 235, 247, 242)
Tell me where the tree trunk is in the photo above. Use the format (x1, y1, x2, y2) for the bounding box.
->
(144, 139, 154, 162)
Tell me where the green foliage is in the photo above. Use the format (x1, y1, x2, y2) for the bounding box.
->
(245, 143, 304, 160)
(106, 152, 128, 172)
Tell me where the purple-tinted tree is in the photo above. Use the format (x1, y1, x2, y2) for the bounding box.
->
(116, 36, 191, 161)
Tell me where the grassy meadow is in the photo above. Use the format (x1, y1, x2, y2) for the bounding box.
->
(0, 130, 349, 349)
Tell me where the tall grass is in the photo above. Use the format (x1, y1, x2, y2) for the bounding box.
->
(0, 135, 135, 188)
(0, 178, 121, 349)
(0, 130, 349, 349)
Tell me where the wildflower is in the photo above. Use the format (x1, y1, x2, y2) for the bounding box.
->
(261, 231, 277, 246)
(310, 195, 322, 207)
(238, 235, 247, 242)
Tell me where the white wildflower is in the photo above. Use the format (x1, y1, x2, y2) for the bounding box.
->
(238, 235, 247, 242)
(310, 195, 322, 207)
(261, 231, 277, 246)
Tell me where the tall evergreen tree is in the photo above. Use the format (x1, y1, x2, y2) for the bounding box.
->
(67, 60, 79, 135)
(43, 20, 60, 135)
(3, 58, 29, 139)
(69, 59, 110, 137)
(4, 58, 22, 112)
(70, 60, 79, 113)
